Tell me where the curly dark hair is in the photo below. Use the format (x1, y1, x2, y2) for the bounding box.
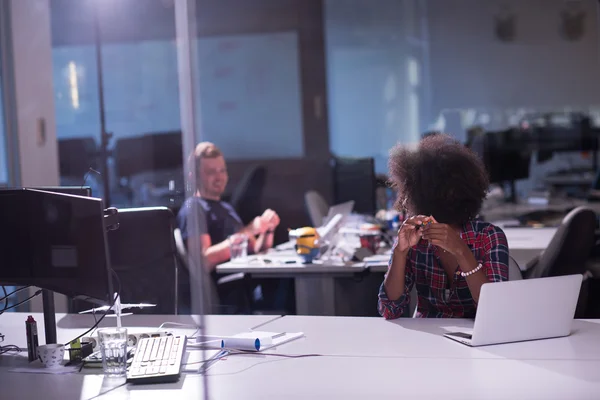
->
(388, 133, 489, 225)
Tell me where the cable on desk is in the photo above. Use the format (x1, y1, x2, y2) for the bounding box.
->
(67, 309, 110, 345)
(67, 269, 121, 345)
(0, 290, 42, 315)
(0, 344, 21, 355)
(157, 321, 201, 338)
(0, 286, 32, 302)
(225, 348, 325, 358)
(249, 314, 285, 330)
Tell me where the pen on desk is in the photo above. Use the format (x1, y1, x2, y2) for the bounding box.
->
(249, 314, 285, 331)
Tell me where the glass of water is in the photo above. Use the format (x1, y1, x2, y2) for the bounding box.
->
(229, 233, 248, 262)
(98, 327, 128, 377)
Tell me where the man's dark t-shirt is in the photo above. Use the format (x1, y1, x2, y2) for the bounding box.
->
(177, 197, 244, 245)
(176, 196, 246, 312)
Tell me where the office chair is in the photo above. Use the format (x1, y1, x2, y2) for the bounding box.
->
(525, 206, 596, 279)
(524, 206, 596, 317)
(305, 190, 329, 227)
(173, 228, 252, 314)
(69, 207, 179, 315)
(229, 165, 267, 225)
(331, 156, 376, 215)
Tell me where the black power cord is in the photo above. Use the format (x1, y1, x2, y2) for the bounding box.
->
(66, 268, 122, 346)
(0, 290, 42, 315)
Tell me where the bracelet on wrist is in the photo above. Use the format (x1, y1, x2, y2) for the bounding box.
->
(460, 262, 483, 277)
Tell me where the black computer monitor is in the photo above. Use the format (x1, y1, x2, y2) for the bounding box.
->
(0, 189, 113, 304)
(482, 130, 532, 203)
(114, 131, 183, 178)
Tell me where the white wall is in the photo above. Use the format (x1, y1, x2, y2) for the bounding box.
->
(9, 0, 62, 312)
(428, 0, 600, 112)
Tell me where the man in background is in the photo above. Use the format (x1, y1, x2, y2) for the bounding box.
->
(177, 142, 282, 312)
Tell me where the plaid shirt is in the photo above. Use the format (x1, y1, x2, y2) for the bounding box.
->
(378, 220, 509, 319)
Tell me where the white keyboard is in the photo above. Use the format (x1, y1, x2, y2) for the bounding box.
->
(127, 335, 186, 384)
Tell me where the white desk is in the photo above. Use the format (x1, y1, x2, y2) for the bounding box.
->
(502, 227, 557, 269)
(217, 252, 373, 316)
(481, 198, 600, 222)
(2, 313, 600, 399)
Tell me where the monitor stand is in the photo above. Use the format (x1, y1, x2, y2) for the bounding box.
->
(42, 289, 57, 344)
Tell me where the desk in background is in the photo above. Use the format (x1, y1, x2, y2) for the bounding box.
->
(217, 252, 379, 316)
(2, 312, 600, 399)
(480, 198, 600, 222)
(501, 226, 556, 269)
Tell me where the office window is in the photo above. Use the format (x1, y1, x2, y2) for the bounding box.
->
(52, 39, 182, 206)
(103, 40, 181, 138)
(54, 40, 181, 145)
(196, 31, 304, 160)
(53, 45, 100, 139)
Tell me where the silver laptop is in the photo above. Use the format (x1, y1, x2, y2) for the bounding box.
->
(322, 200, 354, 226)
(444, 274, 583, 347)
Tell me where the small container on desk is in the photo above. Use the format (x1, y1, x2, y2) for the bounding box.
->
(67, 339, 94, 363)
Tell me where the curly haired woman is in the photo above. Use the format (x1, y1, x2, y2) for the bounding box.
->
(378, 134, 509, 319)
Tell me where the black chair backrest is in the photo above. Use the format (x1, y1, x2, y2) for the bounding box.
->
(69, 207, 178, 314)
(107, 207, 178, 314)
(528, 206, 597, 279)
(331, 156, 376, 215)
(230, 165, 267, 225)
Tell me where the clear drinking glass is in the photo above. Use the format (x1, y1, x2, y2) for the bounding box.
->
(98, 327, 128, 377)
(229, 233, 248, 262)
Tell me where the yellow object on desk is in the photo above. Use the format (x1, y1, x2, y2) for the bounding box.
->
(288, 226, 321, 263)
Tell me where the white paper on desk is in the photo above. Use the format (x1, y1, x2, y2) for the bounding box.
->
(222, 331, 304, 352)
(182, 349, 222, 373)
(9, 360, 80, 375)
